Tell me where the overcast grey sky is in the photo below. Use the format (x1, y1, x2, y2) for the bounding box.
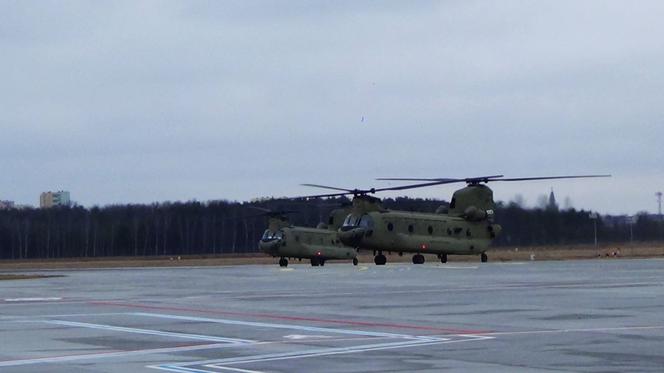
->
(1, 1, 662, 214)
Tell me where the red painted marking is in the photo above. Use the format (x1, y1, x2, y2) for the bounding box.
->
(89, 301, 490, 335)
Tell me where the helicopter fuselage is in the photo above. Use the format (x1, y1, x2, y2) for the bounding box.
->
(339, 209, 499, 256)
(259, 226, 356, 265)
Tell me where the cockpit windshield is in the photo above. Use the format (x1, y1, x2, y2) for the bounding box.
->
(342, 214, 374, 229)
(261, 230, 283, 241)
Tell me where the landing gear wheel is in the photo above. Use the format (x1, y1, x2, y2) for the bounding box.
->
(440, 254, 447, 264)
(412, 254, 425, 264)
(352, 257, 359, 266)
(279, 258, 288, 267)
(320, 259, 325, 266)
(374, 254, 387, 265)
(481, 253, 488, 263)
(311, 258, 320, 266)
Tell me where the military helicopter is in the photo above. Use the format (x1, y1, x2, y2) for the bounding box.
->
(297, 174, 609, 265)
(254, 206, 358, 267)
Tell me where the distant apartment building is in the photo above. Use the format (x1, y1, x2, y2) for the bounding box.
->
(0, 200, 15, 210)
(40, 191, 71, 208)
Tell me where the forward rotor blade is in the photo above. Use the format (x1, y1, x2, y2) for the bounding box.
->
(372, 180, 461, 192)
(290, 191, 354, 200)
(375, 177, 460, 182)
(300, 184, 354, 193)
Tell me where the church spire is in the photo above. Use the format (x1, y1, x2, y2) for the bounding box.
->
(548, 188, 558, 211)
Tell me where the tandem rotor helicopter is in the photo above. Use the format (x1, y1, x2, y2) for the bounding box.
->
(268, 174, 609, 266)
(254, 206, 359, 267)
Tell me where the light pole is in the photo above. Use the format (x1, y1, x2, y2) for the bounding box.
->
(589, 212, 598, 248)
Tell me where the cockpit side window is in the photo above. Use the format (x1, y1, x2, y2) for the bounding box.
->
(358, 214, 374, 229)
(343, 214, 359, 227)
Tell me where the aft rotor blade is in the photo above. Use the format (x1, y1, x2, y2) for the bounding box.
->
(495, 175, 611, 182)
(377, 174, 610, 185)
(375, 175, 505, 185)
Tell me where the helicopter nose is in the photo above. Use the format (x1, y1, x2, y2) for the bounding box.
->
(338, 227, 366, 247)
(259, 239, 281, 255)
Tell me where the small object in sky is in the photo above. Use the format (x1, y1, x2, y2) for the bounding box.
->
(361, 116, 365, 123)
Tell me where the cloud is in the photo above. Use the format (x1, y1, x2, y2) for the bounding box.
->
(1, 1, 662, 214)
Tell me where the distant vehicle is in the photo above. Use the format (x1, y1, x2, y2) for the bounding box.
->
(297, 174, 609, 265)
(256, 207, 358, 267)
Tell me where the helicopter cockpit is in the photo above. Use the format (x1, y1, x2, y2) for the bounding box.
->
(261, 229, 284, 242)
(340, 214, 374, 231)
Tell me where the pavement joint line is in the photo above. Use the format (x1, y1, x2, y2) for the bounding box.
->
(4, 312, 132, 320)
(132, 312, 435, 340)
(76, 280, 664, 303)
(41, 319, 256, 344)
(91, 301, 487, 334)
(0, 300, 90, 307)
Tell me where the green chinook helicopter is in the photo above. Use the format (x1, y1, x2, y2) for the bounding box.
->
(255, 206, 358, 267)
(298, 175, 609, 265)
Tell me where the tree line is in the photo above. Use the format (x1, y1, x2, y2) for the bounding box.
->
(0, 197, 662, 259)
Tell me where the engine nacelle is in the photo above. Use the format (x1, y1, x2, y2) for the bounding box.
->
(487, 224, 502, 238)
(435, 205, 449, 214)
(463, 206, 488, 221)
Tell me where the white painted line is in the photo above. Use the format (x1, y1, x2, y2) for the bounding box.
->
(283, 334, 333, 340)
(206, 340, 437, 366)
(435, 266, 479, 269)
(148, 365, 216, 373)
(133, 312, 434, 340)
(204, 336, 493, 369)
(43, 320, 254, 344)
(484, 325, 664, 336)
(0, 343, 230, 368)
(3, 297, 62, 302)
(149, 336, 487, 372)
(215, 367, 265, 373)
